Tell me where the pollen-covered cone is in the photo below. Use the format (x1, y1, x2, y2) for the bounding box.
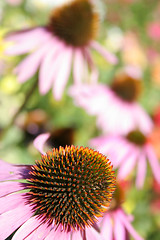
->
(0, 145, 115, 239)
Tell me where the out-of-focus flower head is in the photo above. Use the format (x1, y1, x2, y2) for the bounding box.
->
(5, 0, 117, 100)
(0, 144, 116, 239)
(69, 71, 153, 135)
(99, 182, 144, 240)
(90, 129, 160, 189)
(6, 0, 22, 6)
(147, 22, 160, 41)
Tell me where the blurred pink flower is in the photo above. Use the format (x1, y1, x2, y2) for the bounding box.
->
(100, 208, 143, 240)
(69, 80, 153, 135)
(147, 22, 160, 41)
(6, 0, 22, 6)
(90, 130, 160, 188)
(6, 0, 117, 100)
(99, 182, 143, 240)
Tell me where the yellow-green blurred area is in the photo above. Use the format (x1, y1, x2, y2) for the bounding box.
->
(0, 0, 160, 239)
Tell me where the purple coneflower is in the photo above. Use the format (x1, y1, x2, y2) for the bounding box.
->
(6, 0, 117, 100)
(90, 129, 160, 189)
(0, 145, 115, 239)
(69, 73, 153, 135)
(99, 183, 144, 240)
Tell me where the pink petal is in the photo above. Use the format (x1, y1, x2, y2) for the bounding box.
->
(72, 230, 83, 240)
(84, 49, 98, 83)
(134, 105, 153, 135)
(25, 221, 51, 240)
(14, 39, 53, 83)
(0, 160, 26, 181)
(39, 38, 64, 95)
(118, 147, 139, 180)
(0, 181, 22, 197)
(113, 211, 125, 240)
(0, 193, 24, 214)
(91, 40, 118, 64)
(45, 228, 70, 240)
(145, 144, 160, 183)
(101, 213, 113, 240)
(85, 226, 104, 240)
(135, 152, 147, 189)
(0, 204, 32, 239)
(6, 27, 46, 42)
(12, 216, 51, 240)
(6, 28, 50, 55)
(53, 47, 73, 100)
(12, 216, 41, 240)
(33, 133, 50, 155)
(117, 209, 144, 240)
(73, 48, 85, 85)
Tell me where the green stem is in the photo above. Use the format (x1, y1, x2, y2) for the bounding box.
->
(2, 79, 38, 135)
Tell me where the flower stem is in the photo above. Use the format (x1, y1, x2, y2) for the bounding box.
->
(1, 79, 38, 137)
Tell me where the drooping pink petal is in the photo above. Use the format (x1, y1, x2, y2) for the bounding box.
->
(68, 84, 109, 116)
(118, 147, 139, 180)
(0, 204, 32, 239)
(90, 40, 118, 64)
(6, 27, 46, 42)
(0, 193, 24, 214)
(0, 181, 22, 197)
(12, 216, 51, 240)
(96, 95, 137, 134)
(39, 38, 64, 95)
(45, 227, 70, 240)
(53, 47, 73, 100)
(101, 213, 113, 240)
(145, 144, 160, 183)
(113, 211, 125, 240)
(5, 29, 50, 55)
(72, 230, 83, 240)
(135, 152, 147, 189)
(134, 104, 153, 135)
(5, 31, 50, 55)
(112, 141, 134, 168)
(84, 48, 98, 83)
(12, 216, 41, 240)
(85, 226, 104, 240)
(73, 48, 86, 85)
(14, 39, 53, 83)
(33, 133, 50, 155)
(117, 209, 144, 240)
(0, 159, 26, 181)
(25, 222, 51, 240)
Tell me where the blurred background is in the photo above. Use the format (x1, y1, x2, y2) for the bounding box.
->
(0, 0, 160, 239)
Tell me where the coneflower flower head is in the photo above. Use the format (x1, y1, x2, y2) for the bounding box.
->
(24, 145, 115, 231)
(3, 145, 115, 238)
(126, 130, 146, 146)
(111, 73, 142, 103)
(99, 182, 144, 240)
(109, 183, 125, 211)
(48, 0, 99, 46)
(5, 0, 117, 100)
